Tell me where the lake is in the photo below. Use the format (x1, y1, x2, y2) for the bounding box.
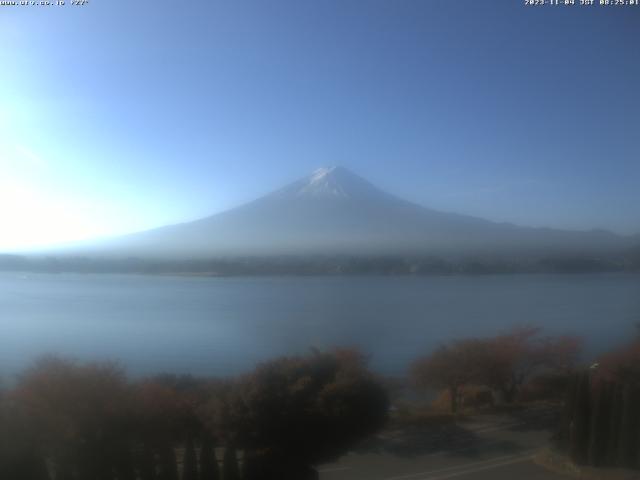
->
(1, 272, 638, 379)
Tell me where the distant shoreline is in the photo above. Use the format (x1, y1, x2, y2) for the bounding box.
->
(1, 252, 638, 277)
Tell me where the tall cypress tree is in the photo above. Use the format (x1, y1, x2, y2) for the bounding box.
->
(631, 386, 640, 469)
(182, 437, 198, 480)
(4, 448, 51, 480)
(113, 445, 136, 480)
(53, 456, 75, 480)
(157, 444, 178, 480)
(240, 451, 260, 480)
(199, 436, 218, 480)
(559, 373, 579, 451)
(569, 371, 590, 465)
(617, 384, 640, 469)
(32, 451, 52, 480)
(137, 445, 156, 480)
(587, 381, 611, 467)
(606, 382, 624, 466)
(222, 446, 239, 480)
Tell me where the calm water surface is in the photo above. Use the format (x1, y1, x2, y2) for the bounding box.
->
(1, 272, 638, 378)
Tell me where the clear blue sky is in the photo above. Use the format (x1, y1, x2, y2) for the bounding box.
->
(1, 0, 638, 250)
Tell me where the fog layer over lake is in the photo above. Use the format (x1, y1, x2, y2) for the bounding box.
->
(1, 273, 638, 378)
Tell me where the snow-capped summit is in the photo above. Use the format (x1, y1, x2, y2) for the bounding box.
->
(301, 166, 347, 197)
(274, 166, 388, 201)
(310, 166, 339, 182)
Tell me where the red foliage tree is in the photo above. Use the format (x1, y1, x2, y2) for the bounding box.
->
(411, 327, 582, 410)
(411, 339, 491, 413)
(203, 349, 388, 479)
(14, 356, 133, 480)
(479, 327, 582, 403)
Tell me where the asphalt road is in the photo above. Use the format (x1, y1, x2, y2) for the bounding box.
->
(319, 406, 569, 480)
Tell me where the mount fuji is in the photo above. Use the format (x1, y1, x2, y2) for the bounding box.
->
(92, 166, 634, 259)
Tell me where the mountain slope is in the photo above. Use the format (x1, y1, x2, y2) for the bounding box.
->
(96, 167, 634, 258)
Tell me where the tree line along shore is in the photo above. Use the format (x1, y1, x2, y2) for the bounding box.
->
(1, 251, 640, 276)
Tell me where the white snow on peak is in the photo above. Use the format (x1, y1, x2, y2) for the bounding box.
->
(296, 166, 351, 198)
(271, 166, 385, 201)
(309, 166, 338, 183)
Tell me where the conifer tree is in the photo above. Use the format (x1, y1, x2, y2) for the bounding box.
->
(157, 444, 178, 480)
(569, 371, 590, 465)
(607, 383, 624, 465)
(222, 446, 239, 480)
(587, 381, 611, 466)
(199, 436, 218, 480)
(616, 384, 640, 468)
(183, 436, 198, 480)
(137, 446, 156, 480)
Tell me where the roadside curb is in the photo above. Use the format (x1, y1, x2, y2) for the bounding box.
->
(533, 448, 640, 480)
